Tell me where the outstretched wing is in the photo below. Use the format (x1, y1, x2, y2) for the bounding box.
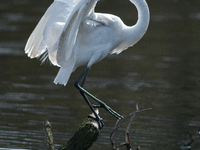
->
(56, 0, 97, 66)
(24, 0, 85, 66)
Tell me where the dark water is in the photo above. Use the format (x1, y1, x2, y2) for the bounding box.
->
(0, 0, 200, 149)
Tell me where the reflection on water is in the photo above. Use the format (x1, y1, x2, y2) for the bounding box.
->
(0, 0, 200, 150)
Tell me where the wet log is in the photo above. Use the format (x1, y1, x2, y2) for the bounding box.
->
(58, 117, 100, 150)
(44, 111, 100, 150)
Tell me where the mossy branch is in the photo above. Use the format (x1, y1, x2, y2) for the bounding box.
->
(58, 117, 100, 150)
(44, 120, 54, 150)
(44, 111, 100, 150)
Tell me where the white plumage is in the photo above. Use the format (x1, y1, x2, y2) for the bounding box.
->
(25, 0, 150, 86)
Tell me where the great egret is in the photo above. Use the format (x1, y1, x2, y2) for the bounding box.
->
(25, 0, 150, 129)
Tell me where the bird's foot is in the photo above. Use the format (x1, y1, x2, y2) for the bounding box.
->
(87, 115, 104, 130)
(92, 104, 123, 120)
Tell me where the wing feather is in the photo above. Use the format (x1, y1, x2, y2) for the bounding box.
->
(25, 0, 84, 66)
(56, 0, 88, 66)
(25, 11, 48, 58)
(25, 0, 97, 66)
(56, 0, 98, 66)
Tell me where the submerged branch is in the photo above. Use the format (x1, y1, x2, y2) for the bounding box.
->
(44, 120, 54, 150)
(110, 102, 152, 150)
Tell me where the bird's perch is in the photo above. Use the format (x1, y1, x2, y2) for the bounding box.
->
(44, 110, 100, 150)
(58, 117, 100, 150)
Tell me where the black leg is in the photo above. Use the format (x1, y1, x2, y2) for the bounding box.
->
(74, 67, 104, 129)
(74, 67, 123, 129)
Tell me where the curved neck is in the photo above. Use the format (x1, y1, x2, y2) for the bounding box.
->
(125, 0, 150, 46)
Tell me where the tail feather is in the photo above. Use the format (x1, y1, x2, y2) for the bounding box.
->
(54, 67, 73, 86)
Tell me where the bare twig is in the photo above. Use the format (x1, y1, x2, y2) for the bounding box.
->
(125, 132, 131, 150)
(126, 100, 140, 136)
(110, 102, 151, 150)
(110, 107, 152, 142)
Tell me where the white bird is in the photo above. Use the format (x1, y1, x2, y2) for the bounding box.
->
(25, 0, 150, 129)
